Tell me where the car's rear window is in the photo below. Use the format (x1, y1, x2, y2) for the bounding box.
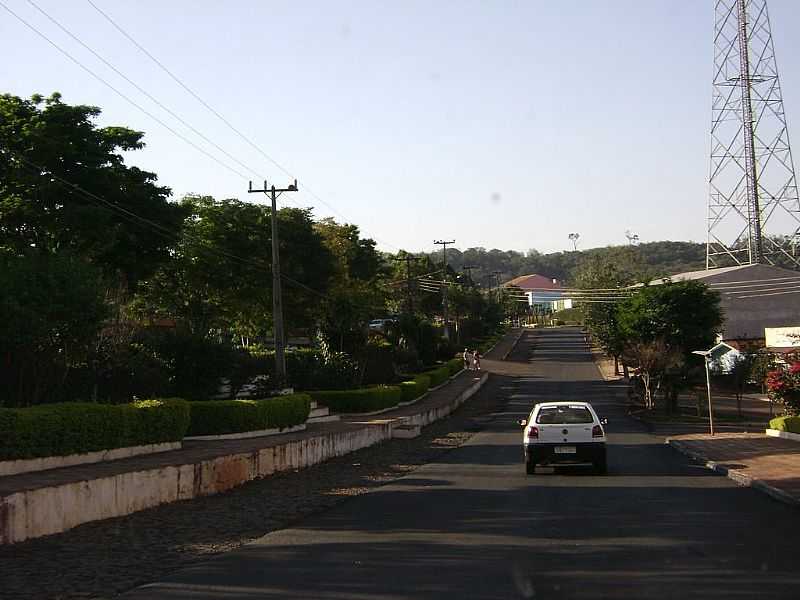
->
(536, 406, 593, 424)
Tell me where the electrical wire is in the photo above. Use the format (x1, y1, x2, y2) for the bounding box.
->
(26, 0, 269, 183)
(4, 148, 394, 311)
(85, 0, 403, 252)
(0, 0, 253, 181)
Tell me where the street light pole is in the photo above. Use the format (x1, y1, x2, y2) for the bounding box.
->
(693, 349, 715, 436)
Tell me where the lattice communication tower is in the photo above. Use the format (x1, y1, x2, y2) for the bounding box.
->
(708, 0, 800, 268)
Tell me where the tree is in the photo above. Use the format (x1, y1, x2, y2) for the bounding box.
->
(135, 196, 336, 339)
(314, 219, 389, 354)
(616, 281, 724, 412)
(0, 93, 186, 288)
(623, 339, 683, 410)
(725, 353, 756, 417)
(0, 252, 109, 406)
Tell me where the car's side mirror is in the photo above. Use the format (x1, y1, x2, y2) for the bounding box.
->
(601, 417, 608, 425)
(517, 419, 527, 427)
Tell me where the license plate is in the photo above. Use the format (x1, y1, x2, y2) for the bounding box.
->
(555, 446, 576, 454)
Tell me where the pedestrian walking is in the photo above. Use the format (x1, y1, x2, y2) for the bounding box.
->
(473, 349, 481, 371)
(463, 348, 471, 371)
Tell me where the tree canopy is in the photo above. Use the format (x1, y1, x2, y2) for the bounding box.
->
(0, 93, 186, 287)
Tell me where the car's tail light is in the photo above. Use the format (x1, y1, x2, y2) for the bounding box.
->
(592, 425, 603, 438)
(528, 426, 539, 439)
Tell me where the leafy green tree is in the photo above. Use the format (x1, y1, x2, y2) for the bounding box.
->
(314, 219, 389, 354)
(616, 281, 724, 412)
(0, 93, 186, 287)
(135, 196, 335, 338)
(0, 252, 109, 406)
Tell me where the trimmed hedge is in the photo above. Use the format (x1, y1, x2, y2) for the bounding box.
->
(399, 375, 431, 403)
(188, 393, 311, 436)
(422, 365, 450, 387)
(446, 358, 463, 375)
(311, 386, 402, 414)
(769, 415, 800, 434)
(0, 398, 190, 461)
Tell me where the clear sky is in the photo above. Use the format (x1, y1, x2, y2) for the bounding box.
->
(2, 0, 800, 254)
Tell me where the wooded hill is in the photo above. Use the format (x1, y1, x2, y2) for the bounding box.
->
(424, 241, 709, 288)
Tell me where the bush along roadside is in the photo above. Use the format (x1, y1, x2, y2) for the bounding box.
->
(0, 398, 190, 461)
(399, 375, 431, 403)
(187, 394, 312, 437)
(769, 415, 800, 434)
(310, 386, 402, 414)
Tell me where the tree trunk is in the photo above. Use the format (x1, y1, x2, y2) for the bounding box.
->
(622, 363, 630, 379)
(613, 355, 619, 376)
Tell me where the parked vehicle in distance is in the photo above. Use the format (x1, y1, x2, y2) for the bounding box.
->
(517, 401, 607, 474)
(368, 318, 397, 332)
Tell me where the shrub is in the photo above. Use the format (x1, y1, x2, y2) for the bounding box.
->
(361, 341, 396, 385)
(446, 358, 463, 375)
(399, 375, 431, 403)
(0, 398, 190, 460)
(423, 365, 450, 387)
(769, 415, 800, 434)
(187, 394, 311, 436)
(311, 386, 402, 414)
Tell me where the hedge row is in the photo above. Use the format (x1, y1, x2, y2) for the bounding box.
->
(400, 375, 431, 403)
(769, 415, 800, 434)
(187, 394, 311, 436)
(0, 398, 190, 461)
(311, 386, 402, 414)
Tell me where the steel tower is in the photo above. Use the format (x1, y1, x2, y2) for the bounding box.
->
(708, 0, 800, 268)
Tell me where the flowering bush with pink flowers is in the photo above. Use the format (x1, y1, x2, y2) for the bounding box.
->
(767, 361, 800, 415)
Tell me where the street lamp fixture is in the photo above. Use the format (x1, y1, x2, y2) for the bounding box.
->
(692, 349, 715, 436)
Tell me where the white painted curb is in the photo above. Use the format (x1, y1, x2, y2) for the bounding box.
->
(766, 429, 800, 442)
(185, 424, 306, 442)
(0, 442, 182, 478)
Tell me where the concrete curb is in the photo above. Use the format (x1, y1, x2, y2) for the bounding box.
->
(0, 442, 182, 478)
(667, 439, 800, 508)
(502, 329, 526, 361)
(185, 424, 306, 442)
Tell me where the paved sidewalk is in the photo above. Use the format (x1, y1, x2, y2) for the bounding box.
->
(668, 432, 800, 506)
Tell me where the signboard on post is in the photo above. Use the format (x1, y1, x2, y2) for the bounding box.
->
(765, 326, 800, 348)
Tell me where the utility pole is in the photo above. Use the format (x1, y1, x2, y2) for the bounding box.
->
(248, 179, 298, 386)
(462, 264, 475, 287)
(434, 240, 455, 339)
(393, 252, 425, 313)
(493, 271, 503, 303)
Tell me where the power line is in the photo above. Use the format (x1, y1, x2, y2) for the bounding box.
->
(85, 0, 402, 252)
(26, 0, 268, 182)
(0, 0, 252, 181)
(4, 148, 393, 312)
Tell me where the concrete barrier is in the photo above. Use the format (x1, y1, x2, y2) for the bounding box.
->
(0, 373, 488, 545)
(0, 442, 182, 478)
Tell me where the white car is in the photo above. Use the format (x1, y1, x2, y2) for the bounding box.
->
(518, 401, 607, 474)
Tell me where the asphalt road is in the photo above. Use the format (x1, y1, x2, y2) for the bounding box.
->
(125, 328, 800, 599)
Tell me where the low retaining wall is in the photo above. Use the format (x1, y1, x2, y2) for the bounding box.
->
(766, 429, 800, 442)
(0, 442, 182, 478)
(1, 373, 488, 545)
(185, 424, 306, 442)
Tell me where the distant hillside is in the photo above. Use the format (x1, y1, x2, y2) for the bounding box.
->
(423, 241, 708, 288)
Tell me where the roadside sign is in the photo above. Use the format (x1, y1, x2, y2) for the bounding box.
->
(765, 326, 800, 348)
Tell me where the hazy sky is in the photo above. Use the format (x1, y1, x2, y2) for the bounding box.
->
(3, 0, 800, 254)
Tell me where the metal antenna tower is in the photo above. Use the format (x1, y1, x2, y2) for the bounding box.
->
(708, 0, 800, 268)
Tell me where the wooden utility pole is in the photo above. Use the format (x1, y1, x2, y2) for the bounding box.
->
(393, 252, 425, 313)
(434, 240, 455, 339)
(462, 264, 476, 287)
(248, 179, 298, 384)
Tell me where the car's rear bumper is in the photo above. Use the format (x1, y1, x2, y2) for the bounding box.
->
(525, 442, 605, 465)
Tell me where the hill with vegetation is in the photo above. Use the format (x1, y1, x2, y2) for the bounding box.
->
(424, 241, 709, 288)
